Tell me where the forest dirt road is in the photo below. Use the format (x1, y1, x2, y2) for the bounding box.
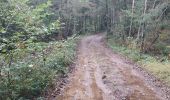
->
(56, 34, 170, 100)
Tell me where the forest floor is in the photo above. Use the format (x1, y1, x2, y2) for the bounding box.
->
(52, 34, 170, 100)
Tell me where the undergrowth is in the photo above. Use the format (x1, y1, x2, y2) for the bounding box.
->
(107, 37, 170, 85)
(0, 36, 79, 100)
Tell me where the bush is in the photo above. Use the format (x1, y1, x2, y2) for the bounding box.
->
(153, 42, 170, 56)
(0, 36, 79, 99)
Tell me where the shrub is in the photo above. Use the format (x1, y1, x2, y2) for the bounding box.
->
(0, 36, 79, 99)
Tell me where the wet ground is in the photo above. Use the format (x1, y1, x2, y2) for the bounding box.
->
(53, 35, 170, 100)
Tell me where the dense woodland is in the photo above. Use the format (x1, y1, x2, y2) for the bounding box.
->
(0, 0, 170, 99)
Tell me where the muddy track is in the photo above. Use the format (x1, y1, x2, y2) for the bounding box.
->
(55, 34, 170, 100)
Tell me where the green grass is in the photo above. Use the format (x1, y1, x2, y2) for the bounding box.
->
(107, 38, 170, 85)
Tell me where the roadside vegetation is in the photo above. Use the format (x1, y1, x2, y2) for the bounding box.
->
(108, 37, 170, 85)
(106, 0, 170, 86)
(0, 0, 170, 99)
(0, 36, 79, 99)
(0, 0, 79, 99)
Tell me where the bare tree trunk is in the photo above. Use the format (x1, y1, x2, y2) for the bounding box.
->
(137, 22, 141, 41)
(128, 0, 135, 37)
(152, 0, 157, 9)
(140, 0, 148, 53)
(105, 0, 111, 35)
(73, 17, 76, 34)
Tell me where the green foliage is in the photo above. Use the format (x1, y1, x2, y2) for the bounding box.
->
(0, 1, 65, 99)
(0, 36, 79, 99)
(107, 37, 156, 63)
(111, 0, 170, 58)
(0, 0, 60, 39)
(153, 42, 170, 56)
(108, 37, 170, 85)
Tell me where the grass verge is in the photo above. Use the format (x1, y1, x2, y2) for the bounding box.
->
(107, 37, 170, 85)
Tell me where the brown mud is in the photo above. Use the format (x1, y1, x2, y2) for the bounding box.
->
(52, 35, 170, 100)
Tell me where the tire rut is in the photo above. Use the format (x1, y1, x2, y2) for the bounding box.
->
(55, 34, 169, 100)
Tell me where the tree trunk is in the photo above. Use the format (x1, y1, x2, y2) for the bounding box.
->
(128, 0, 135, 37)
(140, 0, 148, 53)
